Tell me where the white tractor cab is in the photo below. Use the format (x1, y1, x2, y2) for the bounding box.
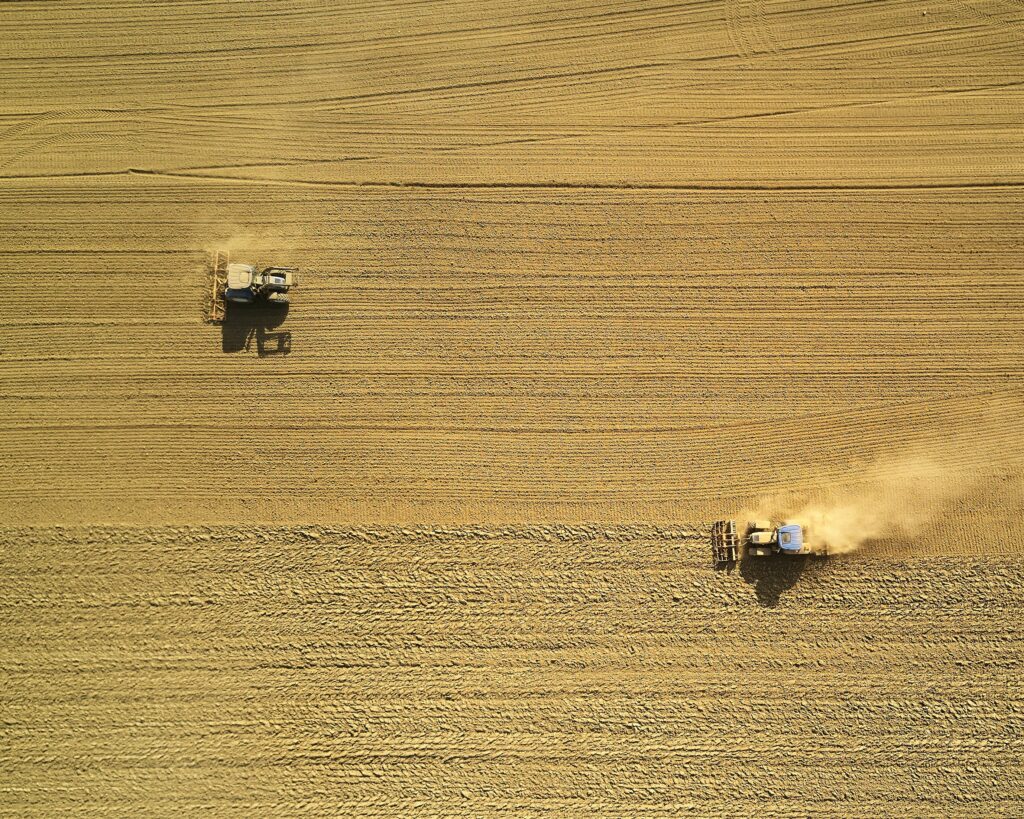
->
(225, 263, 296, 305)
(746, 520, 826, 557)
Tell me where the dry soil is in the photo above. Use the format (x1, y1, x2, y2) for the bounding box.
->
(1, 0, 1023, 815)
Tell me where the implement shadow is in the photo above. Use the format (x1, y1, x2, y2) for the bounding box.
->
(740, 553, 811, 608)
(222, 302, 291, 357)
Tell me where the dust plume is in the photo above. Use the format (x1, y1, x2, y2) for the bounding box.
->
(740, 456, 978, 554)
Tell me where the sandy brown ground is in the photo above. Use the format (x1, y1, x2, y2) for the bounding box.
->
(1, 0, 1023, 815)
(3, 525, 1023, 817)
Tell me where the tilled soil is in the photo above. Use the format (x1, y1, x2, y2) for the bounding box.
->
(2, 526, 1022, 816)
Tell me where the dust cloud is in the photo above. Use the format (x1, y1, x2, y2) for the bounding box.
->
(740, 456, 979, 554)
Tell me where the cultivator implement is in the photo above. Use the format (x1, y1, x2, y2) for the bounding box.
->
(209, 250, 228, 322)
(710, 519, 739, 566)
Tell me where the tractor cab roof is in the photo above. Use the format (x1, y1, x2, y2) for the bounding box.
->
(226, 263, 255, 289)
(777, 523, 804, 552)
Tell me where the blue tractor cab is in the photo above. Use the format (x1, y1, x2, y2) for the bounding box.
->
(776, 524, 804, 553)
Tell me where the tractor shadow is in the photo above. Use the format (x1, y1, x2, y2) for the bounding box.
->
(221, 302, 292, 357)
(739, 554, 812, 608)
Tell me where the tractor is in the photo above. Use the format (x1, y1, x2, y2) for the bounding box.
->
(208, 250, 297, 322)
(711, 519, 828, 565)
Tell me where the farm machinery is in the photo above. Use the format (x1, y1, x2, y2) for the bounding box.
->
(208, 250, 297, 322)
(711, 519, 829, 566)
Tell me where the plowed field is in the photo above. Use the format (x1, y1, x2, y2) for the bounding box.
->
(4, 525, 1024, 817)
(1, 0, 1023, 815)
